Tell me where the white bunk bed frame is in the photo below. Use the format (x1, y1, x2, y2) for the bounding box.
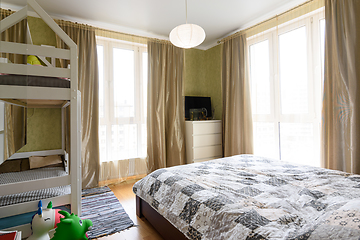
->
(0, 0, 81, 236)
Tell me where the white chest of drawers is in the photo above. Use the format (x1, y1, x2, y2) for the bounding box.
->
(185, 120, 222, 164)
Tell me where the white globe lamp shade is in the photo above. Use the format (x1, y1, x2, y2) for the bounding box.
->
(169, 23, 206, 49)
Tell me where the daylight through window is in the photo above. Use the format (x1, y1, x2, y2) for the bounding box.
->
(248, 9, 325, 167)
(97, 37, 147, 162)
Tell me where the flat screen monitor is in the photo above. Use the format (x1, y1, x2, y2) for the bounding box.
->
(184, 96, 212, 119)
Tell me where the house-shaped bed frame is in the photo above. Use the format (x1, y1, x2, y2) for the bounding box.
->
(0, 0, 81, 236)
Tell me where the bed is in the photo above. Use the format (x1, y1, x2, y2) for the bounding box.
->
(0, 74, 70, 88)
(0, 166, 70, 207)
(0, 0, 81, 237)
(134, 154, 360, 240)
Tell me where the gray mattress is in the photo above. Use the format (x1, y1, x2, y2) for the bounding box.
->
(0, 74, 70, 88)
(0, 167, 71, 207)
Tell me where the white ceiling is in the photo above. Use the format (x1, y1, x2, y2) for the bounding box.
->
(1, 0, 308, 50)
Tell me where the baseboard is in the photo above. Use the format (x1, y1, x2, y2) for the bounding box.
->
(99, 174, 146, 186)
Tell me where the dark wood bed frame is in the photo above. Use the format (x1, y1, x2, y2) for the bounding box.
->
(136, 196, 188, 240)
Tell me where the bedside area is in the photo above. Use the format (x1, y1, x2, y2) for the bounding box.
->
(185, 120, 223, 164)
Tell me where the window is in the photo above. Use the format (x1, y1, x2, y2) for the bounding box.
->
(248, 9, 325, 167)
(97, 37, 147, 162)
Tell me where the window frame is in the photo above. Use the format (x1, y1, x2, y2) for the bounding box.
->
(96, 36, 147, 162)
(247, 9, 325, 163)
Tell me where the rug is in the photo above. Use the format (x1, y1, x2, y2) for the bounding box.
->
(81, 186, 134, 239)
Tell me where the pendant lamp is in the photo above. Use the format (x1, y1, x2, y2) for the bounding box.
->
(169, 0, 205, 49)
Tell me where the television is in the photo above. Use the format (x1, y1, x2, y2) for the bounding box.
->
(184, 96, 212, 119)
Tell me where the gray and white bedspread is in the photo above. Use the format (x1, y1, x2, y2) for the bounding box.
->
(133, 154, 360, 240)
(0, 167, 70, 207)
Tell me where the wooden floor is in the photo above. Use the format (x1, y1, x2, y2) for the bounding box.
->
(96, 181, 164, 240)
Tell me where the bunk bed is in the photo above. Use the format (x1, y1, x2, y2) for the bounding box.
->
(0, 0, 81, 237)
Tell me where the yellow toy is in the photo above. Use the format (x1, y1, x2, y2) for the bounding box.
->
(27, 55, 42, 65)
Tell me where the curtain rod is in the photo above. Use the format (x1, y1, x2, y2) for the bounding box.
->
(95, 27, 147, 40)
(218, 0, 315, 43)
(95, 26, 171, 44)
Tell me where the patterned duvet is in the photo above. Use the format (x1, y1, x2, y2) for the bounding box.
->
(133, 154, 360, 240)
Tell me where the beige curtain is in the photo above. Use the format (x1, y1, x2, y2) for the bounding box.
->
(222, 34, 253, 157)
(4, 105, 26, 159)
(56, 20, 100, 188)
(321, 0, 360, 174)
(0, 9, 27, 64)
(1, 9, 27, 160)
(147, 41, 186, 173)
(99, 158, 147, 186)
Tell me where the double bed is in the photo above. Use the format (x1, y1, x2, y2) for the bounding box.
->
(134, 154, 360, 239)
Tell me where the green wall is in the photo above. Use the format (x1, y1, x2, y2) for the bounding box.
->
(18, 108, 62, 152)
(27, 16, 57, 47)
(17, 15, 223, 153)
(18, 17, 62, 152)
(184, 45, 222, 120)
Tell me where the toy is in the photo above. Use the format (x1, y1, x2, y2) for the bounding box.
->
(27, 55, 42, 66)
(51, 211, 92, 240)
(27, 201, 62, 240)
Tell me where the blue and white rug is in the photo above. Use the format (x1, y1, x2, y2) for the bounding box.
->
(81, 186, 134, 239)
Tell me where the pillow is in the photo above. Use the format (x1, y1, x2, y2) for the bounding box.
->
(29, 155, 63, 169)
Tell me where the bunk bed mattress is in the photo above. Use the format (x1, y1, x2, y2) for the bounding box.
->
(133, 154, 360, 240)
(0, 74, 70, 88)
(0, 167, 70, 207)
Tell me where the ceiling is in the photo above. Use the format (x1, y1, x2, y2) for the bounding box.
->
(1, 0, 308, 50)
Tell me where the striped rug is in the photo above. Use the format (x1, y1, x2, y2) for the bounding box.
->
(81, 186, 134, 239)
